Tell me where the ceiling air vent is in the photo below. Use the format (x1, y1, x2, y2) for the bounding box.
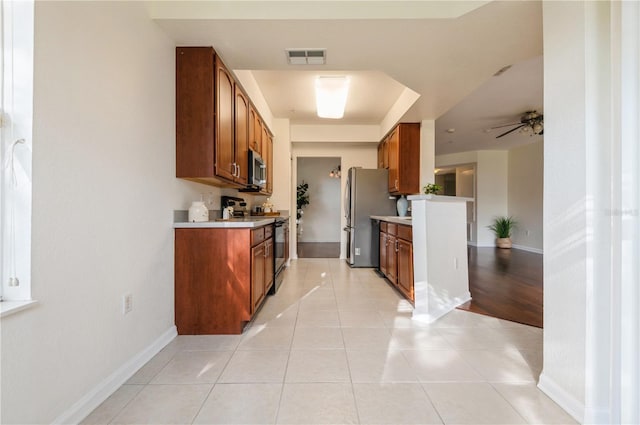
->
(286, 49, 326, 65)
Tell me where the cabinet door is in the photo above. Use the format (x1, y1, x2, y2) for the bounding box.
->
(234, 86, 249, 185)
(396, 123, 421, 194)
(176, 47, 215, 178)
(215, 58, 235, 182)
(386, 235, 397, 285)
(264, 237, 274, 293)
(261, 125, 269, 160)
(382, 138, 389, 169)
(387, 129, 399, 192)
(397, 239, 414, 301)
(250, 109, 262, 156)
(379, 231, 387, 275)
(266, 134, 273, 194)
(251, 243, 266, 313)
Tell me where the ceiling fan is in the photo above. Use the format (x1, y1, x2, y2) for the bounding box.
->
(491, 110, 544, 138)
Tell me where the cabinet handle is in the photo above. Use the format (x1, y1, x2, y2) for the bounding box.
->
(231, 163, 237, 176)
(395, 240, 399, 252)
(395, 179, 398, 189)
(236, 164, 240, 178)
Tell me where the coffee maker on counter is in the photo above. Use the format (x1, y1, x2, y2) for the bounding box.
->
(221, 196, 248, 218)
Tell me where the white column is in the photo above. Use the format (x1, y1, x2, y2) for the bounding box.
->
(541, 1, 640, 423)
(419, 119, 435, 190)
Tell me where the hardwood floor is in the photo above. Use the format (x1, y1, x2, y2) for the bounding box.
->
(458, 246, 543, 328)
(297, 242, 340, 258)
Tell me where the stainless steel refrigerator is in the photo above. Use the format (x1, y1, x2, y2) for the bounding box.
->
(344, 167, 398, 267)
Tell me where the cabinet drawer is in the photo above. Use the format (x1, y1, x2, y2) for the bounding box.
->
(387, 223, 398, 236)
(251, 227, 265, 246)
(397, 224, 412, 241)
(265, 225, 273, 239)
(380, 222, 388, 233)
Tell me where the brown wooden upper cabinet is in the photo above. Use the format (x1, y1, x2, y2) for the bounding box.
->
(249, 105, 262, 156)
(215, 58, 236, 182)
(234, 86, 249, 185)
(266, 133, 274, 195)
(176, 46, 268, 188)
(379, 123, 420, 195)
(378, 137, 389, 169)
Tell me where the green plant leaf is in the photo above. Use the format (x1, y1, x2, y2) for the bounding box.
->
(487, 216, 516, 238)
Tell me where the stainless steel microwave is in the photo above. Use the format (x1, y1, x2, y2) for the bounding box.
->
(248, 150, 266, 189)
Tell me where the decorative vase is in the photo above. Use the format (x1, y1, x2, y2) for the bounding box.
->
(396, 195, 408, 217)
(496, 237, 512, 249)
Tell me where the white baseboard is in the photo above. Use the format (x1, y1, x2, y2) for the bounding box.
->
(412, 293, 472, 324)
(511, 244, 544, 254)
(467, 241, 544, 254)
(538, 372, 584, 424)
(52, 326, 177, 425)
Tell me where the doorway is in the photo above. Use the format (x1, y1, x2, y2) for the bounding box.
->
(296, 157, 341, 258)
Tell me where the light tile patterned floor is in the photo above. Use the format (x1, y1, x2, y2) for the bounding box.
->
(82, 259, 576, 425)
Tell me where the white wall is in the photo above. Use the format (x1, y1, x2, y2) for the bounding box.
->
(0, 3, 206, 423)
(419, 120, 435, 189)
(291, 124, 379, 143)
(436, 150, 508, 245)
(296, 157, 341, 242)
(292, 142, 377, 258)
(269, 118, 292, 214)
(508, 141, 543, 251)
(475, 151, 509, 245)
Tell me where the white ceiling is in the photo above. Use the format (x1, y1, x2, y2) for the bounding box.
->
(435, 55, 543, 155)
(151, 0, 543, 154)
(252, 71, 406, 125)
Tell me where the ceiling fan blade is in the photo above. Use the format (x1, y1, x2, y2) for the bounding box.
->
(496, 124, 526, 138)
(490, 122, 522, 129)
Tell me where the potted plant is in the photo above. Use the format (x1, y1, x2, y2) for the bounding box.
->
(488, 216, 516, 249)
(423, 183, 442, 195)
(296, 181, 310, 221)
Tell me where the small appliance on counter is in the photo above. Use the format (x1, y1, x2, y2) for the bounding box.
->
(188, 201, 209, 222)
(221, 196, 248, 218)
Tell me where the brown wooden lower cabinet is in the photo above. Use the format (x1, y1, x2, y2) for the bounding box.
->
(379, 221, 414, 302)
(396, 238, 414, 301)
(175, 224, 274, 335)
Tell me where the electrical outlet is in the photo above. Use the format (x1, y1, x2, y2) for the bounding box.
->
(123, 293, 133, 314)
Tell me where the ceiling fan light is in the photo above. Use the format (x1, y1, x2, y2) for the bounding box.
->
(533, 123, 543, 134)
(315, 76, 350, 119)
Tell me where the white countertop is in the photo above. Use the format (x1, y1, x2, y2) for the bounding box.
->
(370, 215, 413, 226)
(173, 217, 283, 229)
(407, 194, 473, 202)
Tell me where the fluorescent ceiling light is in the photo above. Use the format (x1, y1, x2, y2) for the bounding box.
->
(315, 76, 350, 119)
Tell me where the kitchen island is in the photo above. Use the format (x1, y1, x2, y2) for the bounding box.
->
(173, 215, 288, 334)
(408, 195, 472, 323)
